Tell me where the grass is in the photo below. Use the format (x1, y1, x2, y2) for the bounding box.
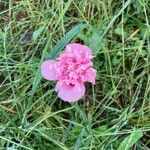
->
(0, 0, 150, 149)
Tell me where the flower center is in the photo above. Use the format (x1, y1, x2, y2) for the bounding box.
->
(67, 64, 75, 71)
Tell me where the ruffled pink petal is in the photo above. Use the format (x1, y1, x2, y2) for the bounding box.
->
(65, 43, 92, 58)
(86, 68, 97, 84)
(41, 60, 58, 80)
(55, 81, 85, 102)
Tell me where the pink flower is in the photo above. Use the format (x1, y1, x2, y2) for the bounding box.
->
(41, 43, 96, 102)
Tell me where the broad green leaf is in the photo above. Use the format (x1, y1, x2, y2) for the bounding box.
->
(32, 25, 45, 41)
(118, 129, 143, 150)
(30, 23, 88, 98)
(78, 28, 103, 55)
(114, 27, 122, 36)
(89, 31, 102, 55)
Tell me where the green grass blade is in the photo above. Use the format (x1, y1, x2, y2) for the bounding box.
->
(118, 129, 143, 150)
(102, 0, 133, 37)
